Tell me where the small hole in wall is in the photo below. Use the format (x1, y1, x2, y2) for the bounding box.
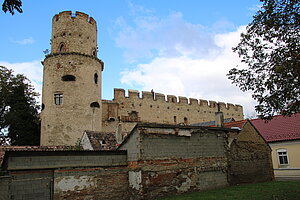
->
(177, 108, 180, 110)
(150, 105, 152, 108)
(62, 75, 76, 81)
(100, 140, 106, 145)
(184, 117, 188, 124)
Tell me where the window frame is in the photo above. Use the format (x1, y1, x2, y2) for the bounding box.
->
(276, 149, 289, 167)
(54, 93, 63, 105)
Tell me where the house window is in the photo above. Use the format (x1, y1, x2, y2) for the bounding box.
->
(277, 149, 289, 166)
(54, 93, 63, 105)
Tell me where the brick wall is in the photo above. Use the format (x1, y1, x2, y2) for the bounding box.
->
(54, 167, 129, 200)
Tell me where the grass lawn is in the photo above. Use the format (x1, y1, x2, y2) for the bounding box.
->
(158, 181, 300, 200)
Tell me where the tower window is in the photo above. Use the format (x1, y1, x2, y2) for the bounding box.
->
(62, 75, 76, 81)
(59, 43, 65, 53)
(54, 93, 63, 105)
(94, 73, 98, 84)
(90, 102, 100, 108)
(174, 116, 177, 124)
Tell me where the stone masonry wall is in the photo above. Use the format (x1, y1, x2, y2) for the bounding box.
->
(41, 11, 104, 146)
(228, 122, 274, 184)
(102, 89, 244, 133)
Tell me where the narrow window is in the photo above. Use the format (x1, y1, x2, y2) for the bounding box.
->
(54, 93, 63, 105)
(59, 43, 65, 52)
(174, 116, 177, 124)
(90, 102, 100, 108)
(94, 73, 98, 84)
(62, 75, 76, 81)
(277, 149, 289, 166)
(92, 48, 97, 56)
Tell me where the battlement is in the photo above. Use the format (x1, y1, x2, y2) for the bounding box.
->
(113, 88, 243, 111)
(53, 11, 96, 26)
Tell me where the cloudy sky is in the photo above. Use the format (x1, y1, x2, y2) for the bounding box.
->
(0, 0, 261, 118)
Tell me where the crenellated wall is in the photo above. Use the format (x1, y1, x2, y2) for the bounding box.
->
(101, 88, 244, 134)
(51, 11, 97, 56)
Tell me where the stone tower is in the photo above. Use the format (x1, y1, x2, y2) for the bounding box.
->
(40, 11, 104, 145)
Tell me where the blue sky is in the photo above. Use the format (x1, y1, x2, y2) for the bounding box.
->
(0, 0, 261, 117)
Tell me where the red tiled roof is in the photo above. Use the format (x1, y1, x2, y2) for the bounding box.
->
(250, 113, 300, 142)
(223, 120, 246, 129)
(206, 120, 246, 129)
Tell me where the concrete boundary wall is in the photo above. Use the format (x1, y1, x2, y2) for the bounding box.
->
(1, 150, 129, 200)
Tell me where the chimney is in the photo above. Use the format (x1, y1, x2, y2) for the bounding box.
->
(215, 103, 224, 127)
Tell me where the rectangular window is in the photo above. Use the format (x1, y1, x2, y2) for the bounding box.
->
(54, 93, 63, 105)
(277, 149, 289, 166)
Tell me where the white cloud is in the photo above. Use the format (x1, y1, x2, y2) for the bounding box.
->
(14, 37, 35, 45)
(114, 12, 220, 63)
(115, 8, 257, 117)
(0, 60, 43, 102)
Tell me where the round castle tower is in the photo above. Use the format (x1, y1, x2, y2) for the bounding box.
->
(41, 11, 104, 145)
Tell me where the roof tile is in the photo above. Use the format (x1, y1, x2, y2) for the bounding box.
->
(250, 113, 300, 142)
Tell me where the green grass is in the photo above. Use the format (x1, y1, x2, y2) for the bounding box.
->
(158, 181, 300, 200)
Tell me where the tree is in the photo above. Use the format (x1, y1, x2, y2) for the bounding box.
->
(2, 0, 22, 15)
(0, 66, 40, 145)
(228, 0, 300, 119)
